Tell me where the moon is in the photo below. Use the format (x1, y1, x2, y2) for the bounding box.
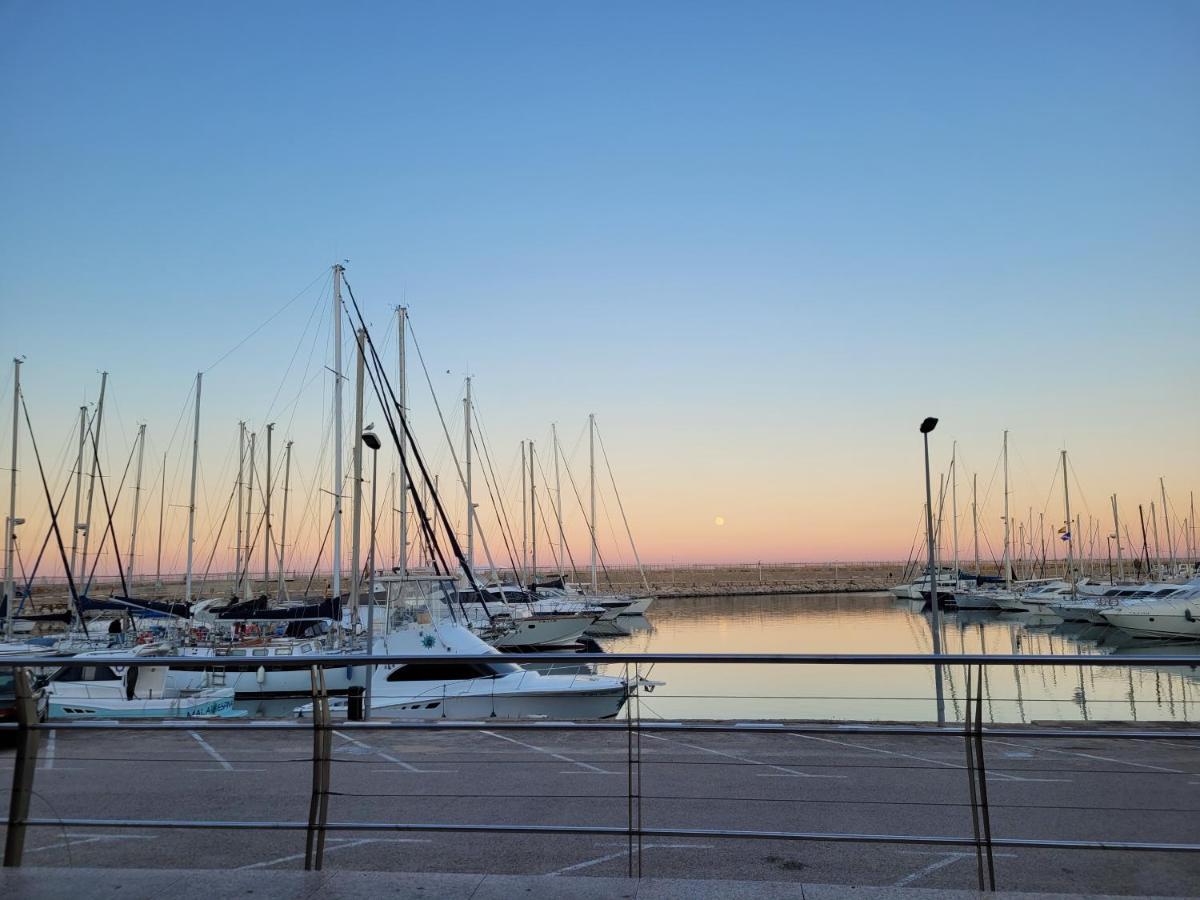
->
(713, 516, 725, 527)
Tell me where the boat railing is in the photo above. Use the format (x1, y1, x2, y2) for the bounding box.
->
(3, 651, 1199, 886)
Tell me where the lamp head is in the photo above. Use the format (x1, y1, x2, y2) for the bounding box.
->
(361, 430, 382, 451)
(919, 417, 938, 434)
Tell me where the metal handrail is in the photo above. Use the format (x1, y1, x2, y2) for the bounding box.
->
(5, 651, 1200, 669)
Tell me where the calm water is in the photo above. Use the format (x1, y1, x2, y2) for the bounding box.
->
(590, 592, 1200, 723)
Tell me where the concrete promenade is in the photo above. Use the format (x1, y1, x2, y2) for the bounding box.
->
(2, 723, 1197, 896)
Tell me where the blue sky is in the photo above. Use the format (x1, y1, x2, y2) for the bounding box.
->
(1, 2, 1197, 567)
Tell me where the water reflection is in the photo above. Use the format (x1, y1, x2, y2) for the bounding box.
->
(594, 592, 1200, 723)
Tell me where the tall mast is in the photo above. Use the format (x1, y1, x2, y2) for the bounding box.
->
(1150, 501, 1161, 576)
(244, 431, 255, 601)
(79, 371, 108, 581)
(69, 405, 86, 578)
(351, 327, 365, 618)
(464, 376, 473, 570)
(264, 423, 273, 586)
(950, 442, 958, 584)
(155, 452, 165, 590)
(520, 440, 527, 582)
(278, 440, 292, 599)
(529, 440, 536, 583)
(1111, 494, 1124, 580)
(1002, 430, 1011, 588)
(553, 423, 564, 574)
(332, 263, 344, 601)
(589, 413, 597, 592)
(4, 358, 21, 640)
(124, 423, 146, 588)
(235, 421, 245, 596)
(1061, 449, 1074, 594)
(396, 306, 408, 577)
(1160, 478, 1174, 573)
(184, 372, 201, 605)
(1191, 491, 1196, 564)
(971, 473, 980, 576)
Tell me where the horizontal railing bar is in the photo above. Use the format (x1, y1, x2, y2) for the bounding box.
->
(5, 652, 1200, 669)
(18, 818, 1200, 853)
(3, 719, 1197, 740)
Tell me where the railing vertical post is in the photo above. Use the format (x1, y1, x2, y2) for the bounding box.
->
(3, 667, 41, 867)
(304, 665, 332, 870)
(625, 661, 634, 877)
(633, 661, 643, 877)
(962, 666, 985, 890)
(972, 664, 997, 890)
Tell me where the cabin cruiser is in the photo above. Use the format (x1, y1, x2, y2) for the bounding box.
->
(42, 645, 240, 719)
(455, 585, 600, 649)
(296, 594, 642, 720)
(1100, 580, 1200, 640)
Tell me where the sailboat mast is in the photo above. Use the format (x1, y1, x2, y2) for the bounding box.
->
(184, 372, 201, 605)
(1160, 478, 1174, 572)
(530, 440, 536, 583)
(464, 376, 473, 570)
(4, 358, 21, 640)
(69, 405, 86, 578)
(520, 440, 527, 582)
(1061, 449, 1074, 593)
(332, 263, 344, 601)
(972, 473, 980, 576)
(1111, 494, 1124, 580)
(950, 442, 958, 584)
(244, 431, 255, 601)
(396, 305, 408, 577)
(554, 423, 564, 573)
(235, 421, 245, 596)
(264, 423, 273, 586)
(589, 412, 597, 592)
(351, 327, 365, 618)
(278, 440, 292, 598)
(1150, 501, 1161, 575)
(124, 423, 146, 588)
(79, 371, 107, 580)
(155, 452, 165, 590)
(1002, 430, 1011, 588)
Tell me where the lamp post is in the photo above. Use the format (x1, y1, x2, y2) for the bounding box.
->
(920, 416, 946, 726)
(362, 427, 382, 720)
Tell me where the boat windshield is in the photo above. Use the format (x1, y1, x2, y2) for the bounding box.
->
(385, 660, 520, 682)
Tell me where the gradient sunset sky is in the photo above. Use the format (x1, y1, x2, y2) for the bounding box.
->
(1, 2, 1197, 580)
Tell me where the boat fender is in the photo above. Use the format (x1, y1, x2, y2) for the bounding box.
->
(1186, 609, 1195, 623)
(345, 665, 355, 680)
(256, 665, 266, 685)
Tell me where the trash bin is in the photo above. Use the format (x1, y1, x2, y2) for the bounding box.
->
(347, 686, 365, 721)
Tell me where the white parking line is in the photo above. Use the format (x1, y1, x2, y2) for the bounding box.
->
(41, 729, 56, 770)
(28, 833, 157, 853)
(333, 729, 453, 773)
(481, 730, 619, 775)
(237, 836, 431, 870)
(189, 730, 234, 771)
(789, 733, 1069, 783)
(989, 738, 1189, 775)
(547, 842, 714, 876)
(645, 732, 845, 779)
(893, 851, 974, 886)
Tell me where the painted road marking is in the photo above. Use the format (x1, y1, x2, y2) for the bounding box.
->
(548, 842, 714, 876)
(644, 732, 845, 779)
(789, 733, 1069, 783)
(237, 837, 432, 870)
(28, 833, 157, 853)
(189, 729, 234, 771)
(333, 729, 453, 773)
(481, 729, 619, 775)
(989, 738, 1190, 775)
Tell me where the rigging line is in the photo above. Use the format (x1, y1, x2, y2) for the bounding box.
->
(532, 448, 567, 571)
(81, 418, 136, 600)
(342, 277, 480, 614)
(18, 404, 90, 588)
(471, 426, 520, 578)
(340, 304, 448, 577)
(203, 268, 329, 373)
(261, 279, 330, 425)
(19, 392, 87, 634)
(471, 399, 523, 575)
(594, 421, 650, 592)
(198, 481, 239, 591)
(558, 433, 615, 586)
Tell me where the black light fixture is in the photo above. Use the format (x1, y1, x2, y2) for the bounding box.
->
(919, 417, 938, 434)
(361, 430, 381, 451)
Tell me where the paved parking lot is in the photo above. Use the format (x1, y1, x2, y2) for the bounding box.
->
(2, 723, 1198, 895)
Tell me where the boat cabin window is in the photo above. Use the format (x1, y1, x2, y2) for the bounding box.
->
(230, 649, 247, 657)
(54, 665, 120, 682)
(385, 661, 516, 683)
(1153, 589, 1178, 597)
(300, 643, 312, 653)
(253, 648, 269, 657)
(275, 647, 292, 656)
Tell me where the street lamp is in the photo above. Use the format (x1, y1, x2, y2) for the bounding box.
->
(362, 428, 381, 719)
(919, 417, 945, 726)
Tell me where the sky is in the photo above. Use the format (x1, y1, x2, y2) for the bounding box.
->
(0, 2, 1197, 582)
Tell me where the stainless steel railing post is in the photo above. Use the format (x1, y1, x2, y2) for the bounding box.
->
(304, 665, 332, 870)
(3, 668, 42, 867)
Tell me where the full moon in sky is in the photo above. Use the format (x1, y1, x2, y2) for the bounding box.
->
(714, 516, 726, 526)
